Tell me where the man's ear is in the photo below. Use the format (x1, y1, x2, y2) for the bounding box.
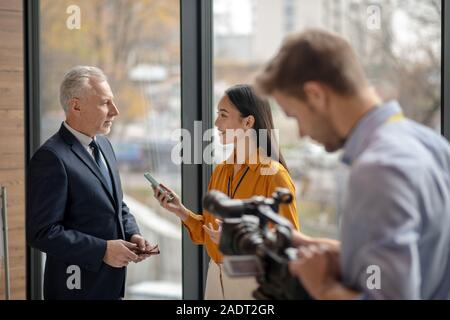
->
(303, 81, 328, 113)
(69, 98, 81, 113)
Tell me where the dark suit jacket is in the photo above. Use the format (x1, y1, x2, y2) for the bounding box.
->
(27, 123, 140, 300)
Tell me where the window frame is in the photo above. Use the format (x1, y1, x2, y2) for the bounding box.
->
(180, 0, 213, 299)
(442, 0, 450, 140)
(24, 0, 42, 300)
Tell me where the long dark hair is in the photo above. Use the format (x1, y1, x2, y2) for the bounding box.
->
(225, 84, 289, 171)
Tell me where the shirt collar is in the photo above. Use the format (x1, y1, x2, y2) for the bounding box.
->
(224, 147, 269, 172)
(342, 100, 403, 165)
(63, 121, 96, 148)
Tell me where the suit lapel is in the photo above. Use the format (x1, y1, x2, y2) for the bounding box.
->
(97, 137, 121, 210)
(59, 124, 116, 207)
(97, 138, 125, 238)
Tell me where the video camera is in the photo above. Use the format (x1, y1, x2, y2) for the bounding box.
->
(203, 188, 311, 300)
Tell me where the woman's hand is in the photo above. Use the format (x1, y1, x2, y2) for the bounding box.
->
(202, 219, 223, 244)
(153, 183, 189, 221)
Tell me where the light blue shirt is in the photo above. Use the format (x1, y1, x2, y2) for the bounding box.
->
(340, 100, 450, 299)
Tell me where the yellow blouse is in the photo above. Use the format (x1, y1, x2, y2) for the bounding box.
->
(183, 156, 300, 263)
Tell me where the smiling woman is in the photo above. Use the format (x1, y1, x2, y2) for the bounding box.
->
(151, 83, 299, 300)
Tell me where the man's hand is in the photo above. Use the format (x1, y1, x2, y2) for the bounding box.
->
(291, 230, 341, 249)
(202, 219, 222, 244)
(130, 234, 159, 263)
(103, 240, 139, 268)
(288, 244, 359, 300)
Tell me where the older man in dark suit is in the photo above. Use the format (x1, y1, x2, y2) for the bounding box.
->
(27, 66, 156, 300)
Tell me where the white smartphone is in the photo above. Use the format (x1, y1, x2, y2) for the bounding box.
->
(144, 172, 175, 202)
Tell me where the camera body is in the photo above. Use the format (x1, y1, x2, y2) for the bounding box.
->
(203, 188, 311, 300)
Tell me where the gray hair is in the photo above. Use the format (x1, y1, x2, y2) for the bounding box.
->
(59, 66, 108, 112)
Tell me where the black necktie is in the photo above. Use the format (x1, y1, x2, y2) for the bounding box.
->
(89, 140, 113, 193)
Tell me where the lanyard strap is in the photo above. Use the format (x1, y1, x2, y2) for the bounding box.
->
(227, 166, 250, 199)
(386, 112, 404, 124)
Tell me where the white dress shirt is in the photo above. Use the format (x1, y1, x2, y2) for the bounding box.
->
(63, 121, 109, 169)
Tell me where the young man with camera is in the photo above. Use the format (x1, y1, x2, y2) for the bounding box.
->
(256, 29, 450, 300)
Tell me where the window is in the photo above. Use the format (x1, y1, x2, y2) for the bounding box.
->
(213, 0, 441, 239)
(284, 0, 296, 33)
(39, 0, 182, 299)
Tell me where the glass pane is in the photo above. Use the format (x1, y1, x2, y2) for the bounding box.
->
(213, 0, 441, 238)
(39, 0, 181, 299)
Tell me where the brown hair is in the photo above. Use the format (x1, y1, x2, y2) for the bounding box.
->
(256, 29, 368, 99)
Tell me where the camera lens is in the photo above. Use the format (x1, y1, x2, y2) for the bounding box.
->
(231, 216, 263, 255)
